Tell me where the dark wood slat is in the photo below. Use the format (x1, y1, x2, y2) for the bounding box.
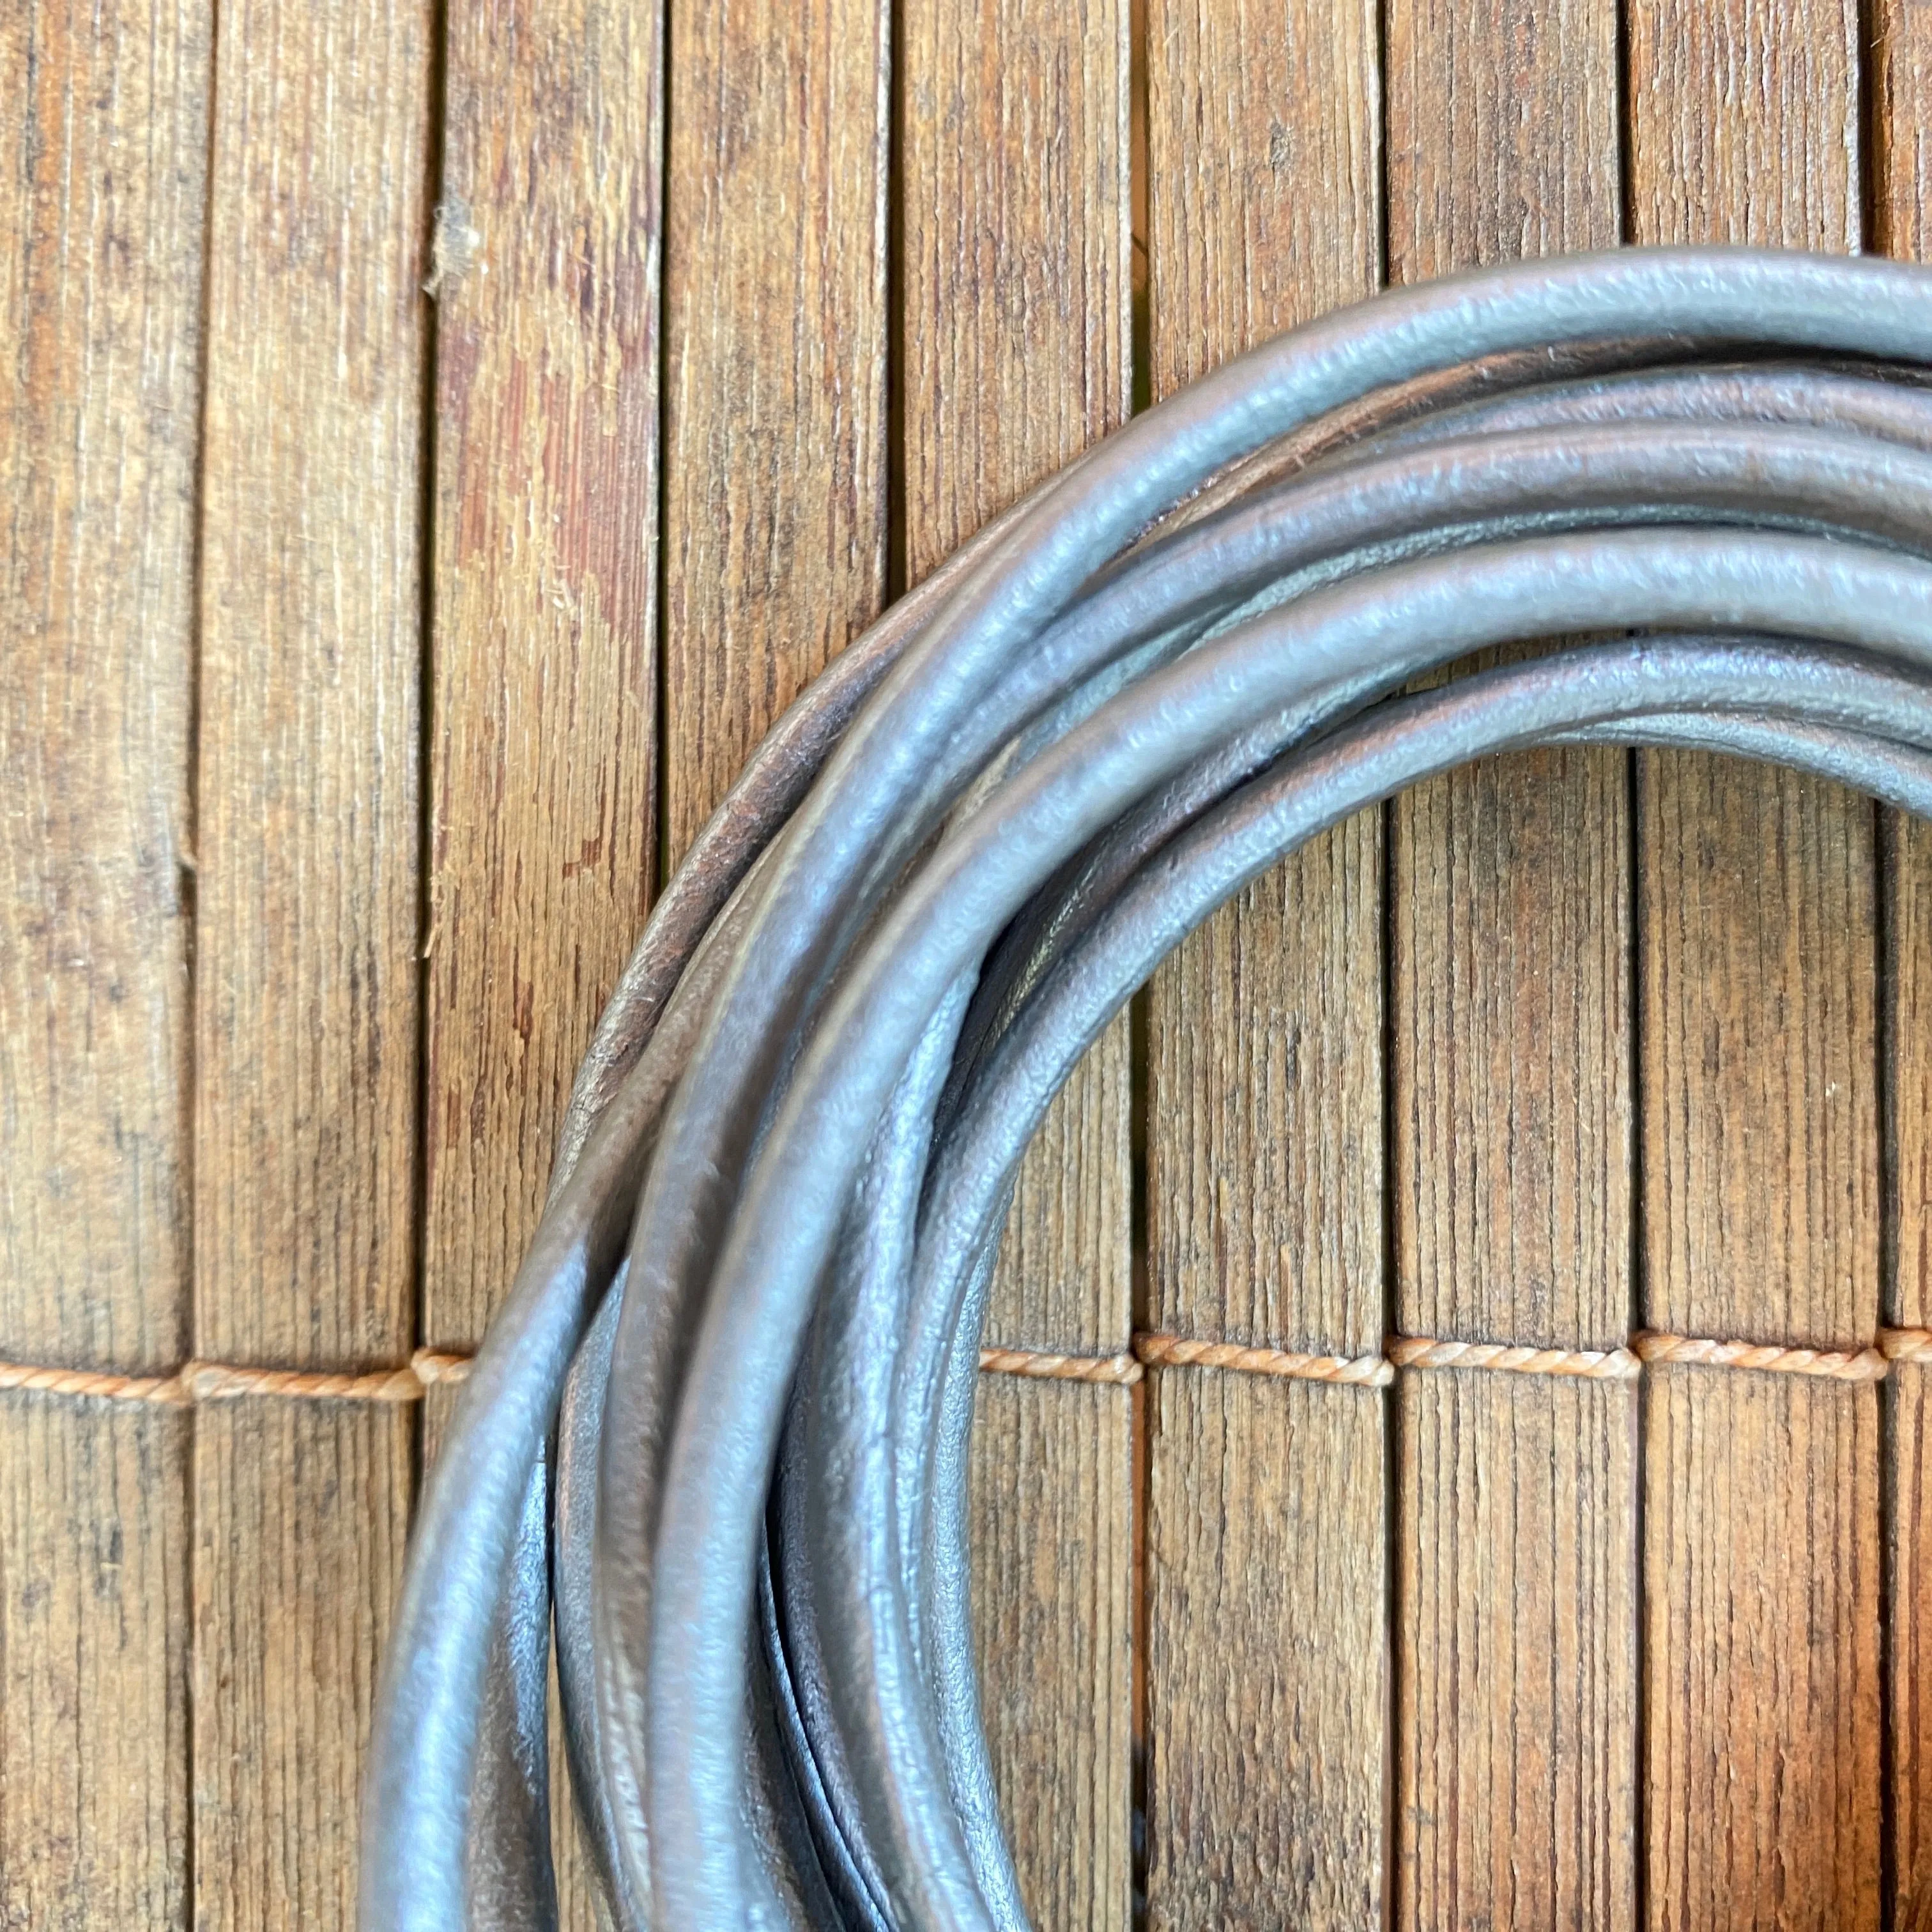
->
(898, 1, 1134, 1919)
(1384, 4, 1636, 1924)
(1627, 7, 1881, 1920)
(1142, 1, 1383, 1922)
(1, 0, 204, 1919)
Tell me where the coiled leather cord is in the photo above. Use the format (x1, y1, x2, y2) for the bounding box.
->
(361, 249, 1932, 1931)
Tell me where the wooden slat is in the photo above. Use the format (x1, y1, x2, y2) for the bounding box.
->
(900, 0, 1134, 1363)
(1627, 12, 1880, 1924)
(1384, 4, 1635, 1926)
(1142, 1, 1381, 1922)
(194, 0, 427, 1373)
(1146, 1371, 1385, 1929)
(1634, 692, 1882, 1921)
(898, 1, 1133, 1920)
(191, 1404, 410, 1929)
(1874, 12, 1932, 1920)
(0, 1397, 189, 1929)
(969, 1376, 1134, 1930)
(661, 0, 889, 859)
(1, 0, 199, 1376)
(192, 0, 430, 1919)
(422, 0, 663, 1356)
(1891, 1360, 1932, 1929)
(1, 0, 204, 1919)
(424, 0, 664, 1917)
(1397, 1375, 1635, 1926)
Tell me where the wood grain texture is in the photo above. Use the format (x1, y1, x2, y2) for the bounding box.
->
(424, 4, 663, 1913)
(1642, 1374, 1881, 1928)
(192, 1403, 410, 1931)
(194, 0, 431, 1368)
(1626, 5, 1882, 1924)
(1893, 1367, 1932, 1931)
(1627, 0, 1860, 258)
(1145, 1372, 1384, 1931)
(1, 1, 204, 1922)
(1391, 729, 1630, 1353)
(1875, 19, 1932, 1913)
(969, 1377, 1133, 1932)
(660, 0, 889, 860)
(0, 1398, 190, 1930)
(1142, 1, 1383, 1922)
(423, 0, 663, 1351)
(2, 0, 201, 1373)
(1388, 0, 1619, 277)
(1148, 804, 1383, 1361)
(1397, 1376, 1636, 1929)
(191, 1, 429, 1925)
(1384, 5, 1636, 1924)
(1637, 758, 1877, 1348)
(900, 0, 1133, 1360)
(898, 2, 1133, 1920)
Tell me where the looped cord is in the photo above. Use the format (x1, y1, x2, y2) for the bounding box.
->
(356, 248, 1932, 1932)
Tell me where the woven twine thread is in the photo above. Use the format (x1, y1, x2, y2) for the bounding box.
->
(4, 1329, 1926, 1407)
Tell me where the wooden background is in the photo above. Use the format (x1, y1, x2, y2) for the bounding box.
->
(8, 0, 1932, 1924)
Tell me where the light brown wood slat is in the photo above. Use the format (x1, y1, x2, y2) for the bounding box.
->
(2, 0, 199, 1379)
(661, 0, 889, 860)
(1627, 10, 1880, 1924)
(0, 1397, 190, 1929)
(192, 0, 429, 1921)
(1890, 747, 1932, 1929)
(191, 1403, 409, 1930)
(1397, 1375, 1635, 1927)
(654, 0, 889, 1908)
(422, 0, 663, 1356)
(969, 1376, 1134, 1931)
(654, 0, 891, 1894)
(1892, 1368, 1932, 1931)
(1641, 1372, 1881, 1928)
(2, 1, 204, 1921)
(194, 0, 428, 1372)
(1146, 1371, 1385, 1930)
(898, 3, 1133, 1921)
(425, 1, 664, 1918)
(1383, 5, 1636, 1926)
(899, 0, 1133, 1363)
(1874, 12, 1932, 1920)
(1142, 2, 1381, 1923)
